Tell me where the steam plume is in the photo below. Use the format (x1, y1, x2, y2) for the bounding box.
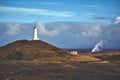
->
(113, 16, 120, 24)
(92, 40, 105, 52)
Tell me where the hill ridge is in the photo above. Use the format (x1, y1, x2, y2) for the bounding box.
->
(0, 40, 70, 60)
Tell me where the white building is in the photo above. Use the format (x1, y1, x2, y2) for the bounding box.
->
(33, 26, 39, 40)
(70, 51, 78, 55)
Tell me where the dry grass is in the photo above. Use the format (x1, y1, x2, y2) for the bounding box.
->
(70, 55, 100, 62)
(0, 58, 120, 80)
(0, 40, 120, 80)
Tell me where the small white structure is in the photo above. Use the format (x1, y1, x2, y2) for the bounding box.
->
(33, 26, 39, 40)
(70, 51, 78, 55)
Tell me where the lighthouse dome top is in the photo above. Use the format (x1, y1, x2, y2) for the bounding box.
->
(34, 26, 36, 28)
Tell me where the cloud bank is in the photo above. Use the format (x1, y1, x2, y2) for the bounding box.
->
(81, 23, 102, 37)
(0, 17, 120, 48)
(5, 23, 22, 36)
(36, 23, 59, 37)
(36, 22, 69, 37)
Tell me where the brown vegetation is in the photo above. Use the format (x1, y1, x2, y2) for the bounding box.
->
(0, 40, 120, 80)
(0, 40, 70, 60)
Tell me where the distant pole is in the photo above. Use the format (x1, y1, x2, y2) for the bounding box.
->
(33, 26, 39, 40)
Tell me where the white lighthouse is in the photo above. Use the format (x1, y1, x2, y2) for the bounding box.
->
(33, 26, 39, 40)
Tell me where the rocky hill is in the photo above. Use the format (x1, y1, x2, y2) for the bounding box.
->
(0, 40, 70, 60)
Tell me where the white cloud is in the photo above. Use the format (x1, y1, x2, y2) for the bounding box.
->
(5, 23, 28, 36)
(40, 2, 58, 5)
(5, 23, 21, 36)
(81, 5, 101, 8)
(1, 22, 120, 48)
(36, 23, 69, 37)
(87, 5, 101, 8)
(9, 2, 58, 5)
(0, 6, 75, 17)
(113, 16, 120, 24)
(81, 23, 102, 37)
(84, 13, 95, 16)
(36, 23, 60, 37)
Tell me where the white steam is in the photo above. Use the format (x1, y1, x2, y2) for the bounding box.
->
(113, 16, 120, 24)
(92, 40, 105, 52)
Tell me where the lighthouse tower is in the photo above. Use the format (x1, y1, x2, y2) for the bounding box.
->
(33, 26, 39, 40)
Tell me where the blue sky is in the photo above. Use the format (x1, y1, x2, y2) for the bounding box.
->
(0, 0, 120, 49)
(0, 0, 120, 23)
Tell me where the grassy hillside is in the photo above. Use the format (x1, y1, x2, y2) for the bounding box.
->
(0, 40, 70, 60)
